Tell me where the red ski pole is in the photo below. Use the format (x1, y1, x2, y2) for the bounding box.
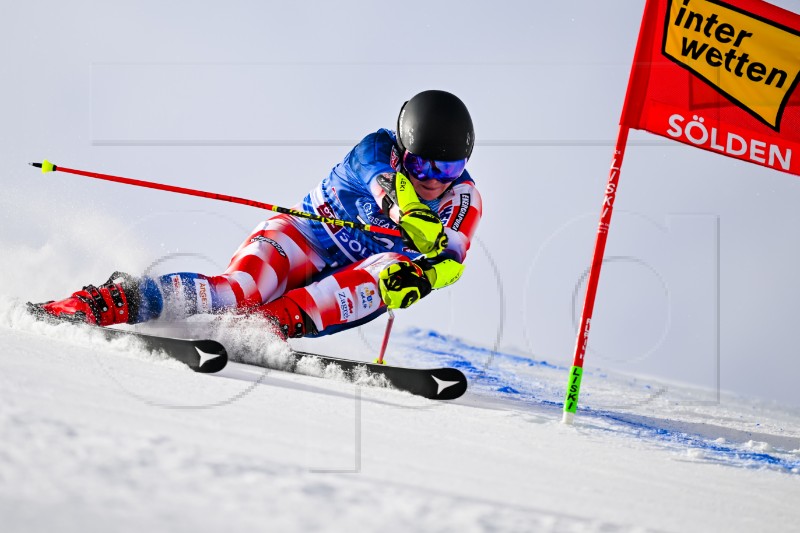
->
(30, 160, 402, 238)
(374, 309, 395, 365)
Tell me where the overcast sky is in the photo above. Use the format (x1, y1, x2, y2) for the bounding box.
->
(2, 0, 799, 408)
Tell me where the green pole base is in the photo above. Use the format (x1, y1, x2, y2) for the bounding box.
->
(562, 365, 583, 424)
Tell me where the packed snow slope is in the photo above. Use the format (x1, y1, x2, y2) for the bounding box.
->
(1, 298, 798, 533)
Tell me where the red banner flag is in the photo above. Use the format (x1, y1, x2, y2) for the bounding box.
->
(563, 0, 800, 424)
(621, 0, 800, 175)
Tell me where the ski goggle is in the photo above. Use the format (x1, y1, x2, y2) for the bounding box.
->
(402, 151, 467, 183)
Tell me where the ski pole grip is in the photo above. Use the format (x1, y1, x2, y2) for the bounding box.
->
(29, 161, 57, 173)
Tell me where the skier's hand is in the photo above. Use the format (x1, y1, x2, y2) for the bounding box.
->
(378, 171, 447, 258)
(378, 260, 432, 309)
(399, 203, 447, 258)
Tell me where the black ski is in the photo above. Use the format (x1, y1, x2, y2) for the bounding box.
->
(97, 327, 228, 373)
(284, 350, 468, 400)
(26, 304, 463, 396)
(26, 303, 228, 373)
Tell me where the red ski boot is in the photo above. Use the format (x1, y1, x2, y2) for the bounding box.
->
(27, 272, 141, 326)
(252, 295, 318, 340)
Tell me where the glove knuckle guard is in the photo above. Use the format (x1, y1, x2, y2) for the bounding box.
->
(378, 260, 431, 309)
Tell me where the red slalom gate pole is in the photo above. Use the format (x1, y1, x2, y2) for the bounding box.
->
(562, 126, 630, 425)
(29, 160, 402, 238)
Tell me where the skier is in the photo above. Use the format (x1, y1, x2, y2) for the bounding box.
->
(29, 90, 482, 340)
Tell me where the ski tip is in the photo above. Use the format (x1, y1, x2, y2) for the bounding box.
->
(193, 340, 228, 373)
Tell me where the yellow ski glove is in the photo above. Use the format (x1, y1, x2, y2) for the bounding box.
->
(393, 173, 447, 258)
(378, 258, 465, 309)
(378, 261, 432, 309)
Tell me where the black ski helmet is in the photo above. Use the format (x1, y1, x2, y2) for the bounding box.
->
(396, 90, 474, 161)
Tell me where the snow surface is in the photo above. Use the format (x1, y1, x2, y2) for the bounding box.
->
(1, 297, 798, 533)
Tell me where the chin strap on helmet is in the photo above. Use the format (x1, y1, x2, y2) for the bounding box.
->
(390, 144, 403, 172)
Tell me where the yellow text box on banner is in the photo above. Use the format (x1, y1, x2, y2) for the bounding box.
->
(663, 0, 800, 130)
